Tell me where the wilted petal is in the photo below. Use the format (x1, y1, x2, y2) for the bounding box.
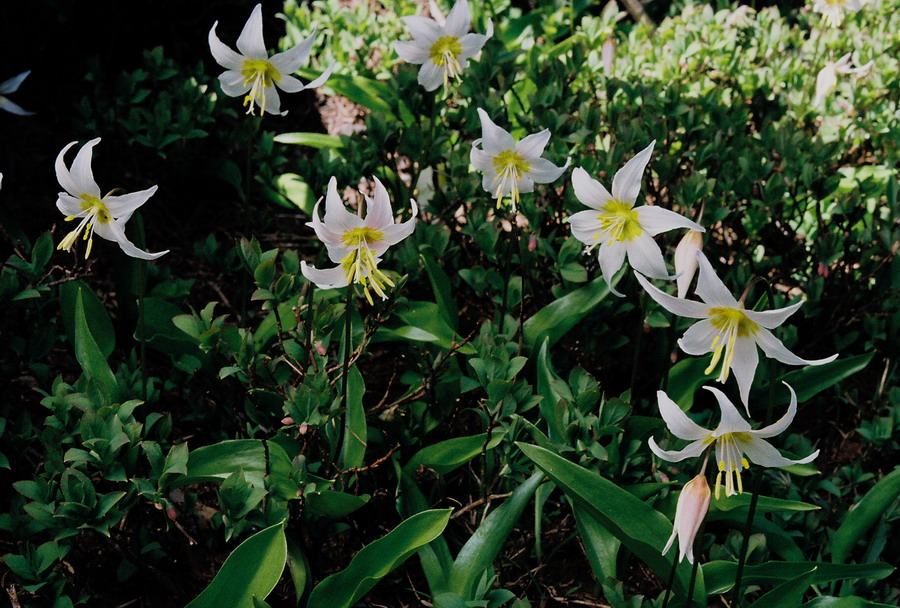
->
(572, 167, 614, 211)
(611, 140, 655, 204)
(237, 4, 268, 60)
(656, 391, 710, 441)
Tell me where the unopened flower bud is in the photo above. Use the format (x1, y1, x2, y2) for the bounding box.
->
(663, 474, 710, 564)
(674, 230, 704, 298)
(528, 234, 538, 252)
(281, 416, 294, 426)
(602, 38, 615, 76)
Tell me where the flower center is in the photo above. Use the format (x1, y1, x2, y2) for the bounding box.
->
(491, 150, 531, 212)
(596, 199, 643, 242)
(428, 36, 463, 88)
(339, 227, 393, 305)
(705, 306, 760, 383)
(714, 433, 751, 499)
(240, 59, 281, 115)
(58, 194, 113, 258)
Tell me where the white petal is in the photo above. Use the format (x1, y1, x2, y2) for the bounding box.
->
(260, 85, 284, 115)
(739, 436, 818, 468)
(470, 144, 494, 172)
(635, 271, 711, 319)
(0, 97, 34, 116)
(656, 390, 710, 440)
(481, 171, 499, 195)
(705, 386, 752, 435)
(598, 241, 627, 297)
(208, 23, 245, 70)
(742, 300, 804, 329)
(476, 108, 514, 154)
(730, 336, 759, 411)
(567, 209, 603, 246)
(372, 200, 418, 254)
(648, 437, 709, 462)
(636, 205, 704, 236)
(417, 61, 444, 92)
(56, 193, 84, 216)
(444, 0, 471, 38)
(302, 62, 335, 90)
(364, 177, 393, 229)
(694, 251, 739, 307)
(323, 177, 362, 232)
(301, 260, 349, 290)
(674, 231, 703, 298)
(678, 318, 718, 355)
(515, 130, 551, 160)
(525, 157, 570, 184)
(103, 186, 158, 219)
(458, 32, 490, 58)
(626, 233, 670, 280)
(276, 74, 307, 93)
(237, 4, 268, 60)
(70, 138, 102, 199)
(269, 26, 316, 74)
(611, 140, 655, 204)
(0, 70, 30, 94)
(753, 382, 798, 439)
(754, 327, 838, 367)
(55, 142, 81, 197)
(219, 70, 251, 97)
(395, 40, 430, 64)
(571, 167, 613, 211)
(401, 16, 442, 44)
(101, 219, 168, 260)
(307, 199, 343, 246)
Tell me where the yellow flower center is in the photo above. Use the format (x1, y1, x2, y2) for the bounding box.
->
(339, 227, 393, 305)
(714, 433, 751, 499)
(240, 59, 282, 115)
(58, 194, 113, 258)
(428, 36, 463, 88)
(595, 199, 643, 243)
(491, 150, 531, 212)
(705, 306, 760, 383)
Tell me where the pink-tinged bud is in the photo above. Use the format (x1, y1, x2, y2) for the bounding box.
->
(166, 507, 177, 521)
(281, 416, 294, 425)
(817, 262, 829, 278)
(674, 230, 704, 298)
(662, 474, 711, 564)
(528, 234, 538, 252)
(315, 341, 327, 356)
(602, 38, 615, 76)
(298, 422, 309, 435)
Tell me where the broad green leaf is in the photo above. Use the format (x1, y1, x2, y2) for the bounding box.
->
(186, 521, 287, 608)
(341, 366, 367, 470)
(710, 494, 819, 515)
(517, 443, 701, 603)
(73, 290, 118, 402)
(756, 353, 874, 406)
(747, 567, 817, 608)
(535, 339, 570, 442)
(800, 597, 897, 608)
(522, 269, 623, 353)
(702, 561, 894, 595)
(306, 510, 451, 608)
(831, 468, 900, 564)
(299, 68, 392, 113)
(666, 356, 712, 408)
(374, 301, 475, 354)
(286, 536, 310, 605)
(274, 132, 343, 149)
(60, 281, 115, 358)
(404, 430, 506, 476)
(572, 502, 620, 582)
(173, 440, 293, 491)
(446, 472, 544, 599)
(305, 491, 370, 519)
(276, 173, 314, 214)
(420, 253, 459, 329)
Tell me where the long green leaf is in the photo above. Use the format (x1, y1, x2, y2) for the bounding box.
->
(535, 339, 570, 442)
(747, 567, 817, 608)
(800, 597, 897, 608)
(831, 468, 900, 564)
(173, 439, 293, 491)
(341, 367, 367, 470)
(73, 290, 118, 402)
(60, 281, 115, 358)
(297, 68, 392, 113)
(420, 253, 459, 330)
(274, 132, 343, 149)
(572, 502, 620, 582)
(755, 353, 874, 406)
(404, 430, 505, 476)
(187, 521, 287, 608)
(306, 509, 451, 608)
(517, 443, 701, 603)
(446, 471, 544, 599)
(702, 561, 894, 595)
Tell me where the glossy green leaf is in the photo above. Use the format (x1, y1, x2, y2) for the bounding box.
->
(535, 338, 570, 442)
(299, 68, 392, 113)
(666, 356, 712, 408)
(306, 509, 451, 608)
(747, 567, 817, 608)
(420, 253, 459, 330)
(73, 290, 118, 401)
(276, 173, 315, 214)
(702, 561, 894, 595)
(404, 430, 506, 476)
(374, 301, 475, 354)
(173, 440, 293, 490)
(274, 132, 343, 149)
(831, 468, 900, 564)
(572, 502, 620, 582)
(800, 597, 896, 608)
(186, 521, 286, 608)
(305, 491, 370, 519)
(341, 366, 367, 470)
(756, 353, 874, 406)
(710, 494, 819, 515)
(286, 536, 310, 605)
(517, 443, 701, 603)
(446, 472, 544, 599)
(522, 269, 622, 353)
(60, 280, 115, 358)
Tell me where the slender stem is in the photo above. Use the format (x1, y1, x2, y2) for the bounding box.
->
(661, 553, 679, 608)
(305, 281, 316, 367)
(730, 472, 762, 607)
(516, 223, 527, 351)
(342, 283, 353, 414)
(629, 288, 648, 401)
(138, 258, 148, 402)
(686, 538, 702, 606)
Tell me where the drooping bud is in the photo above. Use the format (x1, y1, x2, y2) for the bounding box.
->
(601, 38, 615, 77)
(662, 474, 711, 564)
(674, 230, 704, 298)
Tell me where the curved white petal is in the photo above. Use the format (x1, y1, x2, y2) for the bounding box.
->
(0, 70, 30, 94)
(476, 108, 515, 155)
(219, 70, 251, 97)
(301, 261, 349, 290)
(525, 157, 570, 184)
(56, 193, 85, 217)
(481, 170, 499, 195)
(307, 200, 343, 246)
(444, 0, 471, 38)
(364, 177, 393, 229)
(739, 436, 818, 468)
(598, 241, 627, 297)
(695, 251, 739, 307)
(70, 138, 102, 199)
(260, 85, 283, 115)
(754, 327, 839, 367)
(730, 336, 759, 411)
(103, 186, 158, 218)
(470, 145, 494, 172)
(753, 382, 798, 439)
(626, 233, 670, 280)
(674, 231, 703, 298)
(743, 300, 804, 329)
(102, 219, 168, 260)
(678, 318, 718, 356)
(636, 205, 704, 237)
(611, 140, 655, 204)
(275, 74, 306, 93)
(395, 40, 429, 64)
(323, 177, 361, 233)
(635, 271, 711, 319)
(208, 23, 245, 70)
(515, 130, 551, 160)
(372, 200, 418, 253)
(55, 141, 81, 197)
(269, 26, 316, 74)
(571, 167, 613, 211)
(567, 209, 603, 246)
(0, 97, 34, 116)
(237, 4, 268, 60)
(657, 391, 710, 440)
(417, 61, 443, 91)
(706, 386, 752, 434)
(302, 61, 335, 90)
(401, 16, 442, 44)
(648, 437, 709, 462)
(458, 32, 490, 58)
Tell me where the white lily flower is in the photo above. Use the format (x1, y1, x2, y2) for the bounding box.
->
(649, 384, 819, 499)
(814, 53, 874, 107)
(394, 0, 493, 92)
(567, 141, 704, 296)
(0, 70, 34, 116)
(635, 251, 837, 408)
(301, 177, 417, 305)
(811, 0, 869, 27)
(55, 139, 168, 261)
(674, 229, 704, 298)
(209, 4, 335, 116)
(470, 108, 571, 212)
(664, 474, 710, 564)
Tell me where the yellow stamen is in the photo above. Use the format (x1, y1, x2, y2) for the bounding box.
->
(428, 36, 463, 89)
(339, 227, 394, 304)
(705, 305, 760, 383)
(491, 150, 531, 212)
(57, 195, 113, 257)
(240, 59, 281, 115)
(596, 199, 643, 243)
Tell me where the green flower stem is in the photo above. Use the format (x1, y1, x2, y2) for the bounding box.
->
(138, 257, 148, 402)
(661, 552, 678, 608)
(342, 283, 353, 417)
(629, 287, 648, 400)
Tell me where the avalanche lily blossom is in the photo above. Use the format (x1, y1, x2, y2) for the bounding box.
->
(814, 53, 873, 107)
(649, 384, 819, 499)
(209, 4, 334, 116)
(470, 108, 571, 212)
(55, 139, 168, 260)
(636, 251, 837, 409)
(567, 141, 704, 296)
(811, 0, 869, 27)
(301, 177, 417, 304)
(0, 70, 34, 116)
(663, 474, 710, 564)
(394, 0, 493, 92)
